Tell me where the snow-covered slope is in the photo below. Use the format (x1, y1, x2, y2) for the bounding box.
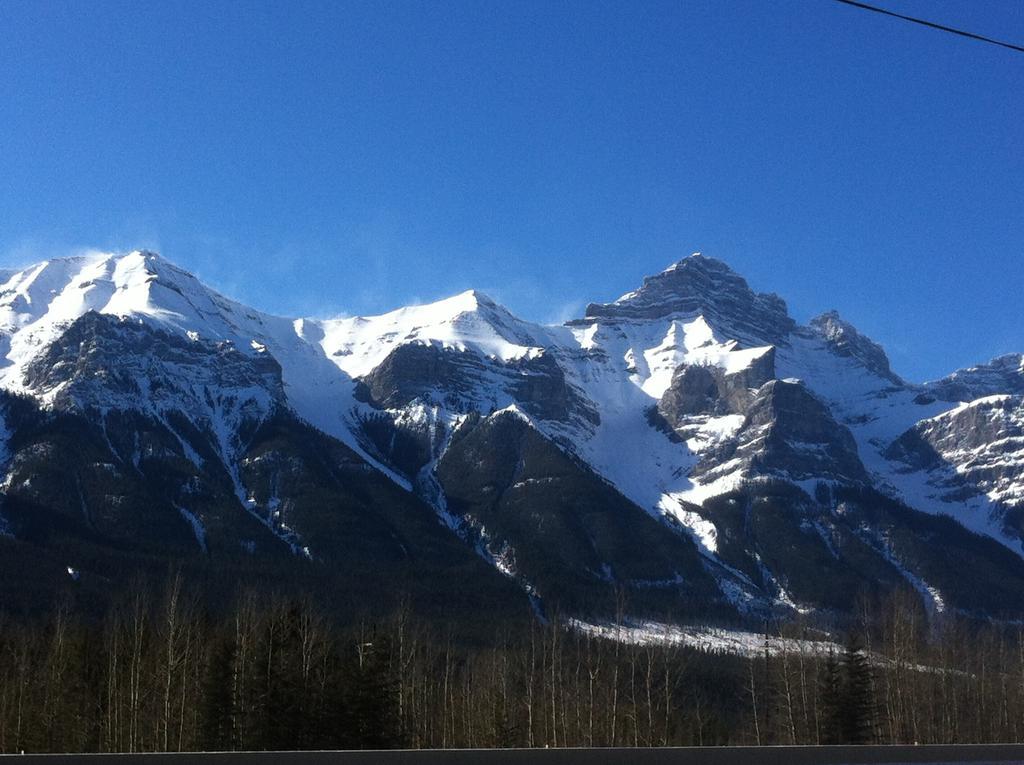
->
(317, 290, 559, 378)
(0, 251, 415, 478)
(1, 248, 1022, 623)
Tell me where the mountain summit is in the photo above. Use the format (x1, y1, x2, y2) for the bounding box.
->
(0, 249, 1021, 628)
(583, 253, 795, 344)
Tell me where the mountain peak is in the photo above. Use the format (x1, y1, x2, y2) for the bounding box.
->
(453, 288, 499, 311)
(380, 288, 502, 325)
(662, 251, 706, 272)
(318, 287, 546, 379)
(582, 253, 794, 344)
(807, 310, 901, 384)
(0, 248, 257, 371)
(128, 248, 161, 261)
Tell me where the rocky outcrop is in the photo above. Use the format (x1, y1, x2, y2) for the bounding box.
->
(23, 311, 284, 420)
(657, 364, 723, 421)
(886, 394, 1024, 508)
(354, 342, 465, 410)
(718, 347, 777, 412)
(656, 348, 776, 426)
(510, 352, 599, 424)
(581, 254, 795, 345)
(927, 354, 1024, 402)
(355, 342, 598, 426)
(696, 380, 867, 483)
(3, 248, 1024, 627)
(807, 310, 902, 385)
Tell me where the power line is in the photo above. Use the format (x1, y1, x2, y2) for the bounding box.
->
(831, 0, 1024, 54)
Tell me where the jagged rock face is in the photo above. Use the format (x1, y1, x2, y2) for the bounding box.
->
(355, 341, 598, 426)
(583, 255, 795, 344)
(808, 310, 902, 385)
(658, 365, 722, 421)
(696, 380, 867, 483)
(1, 248, 1024, 628)
(927, 354, 1024, 402)
(354, 342, 464, 410)
(23, 312, 283, 421)
(886, 395, 1024, 510)
(511, 352, 598, 424)
(715, 347, 778, 415)
(656, 347, 776, 426)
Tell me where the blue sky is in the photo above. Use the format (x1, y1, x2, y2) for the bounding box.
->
(0, 0, 1020, 381)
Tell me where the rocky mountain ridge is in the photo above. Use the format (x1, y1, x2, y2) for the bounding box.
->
(0, 249, 1021, 628)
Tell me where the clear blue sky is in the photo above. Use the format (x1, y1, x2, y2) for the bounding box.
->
(0, 0, 1020, 381)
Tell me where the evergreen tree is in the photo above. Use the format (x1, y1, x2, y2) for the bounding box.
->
(255, 602, 307, 751)
(345, 631, 401, 749)
(199, 630, 236, 751)
(818, 649, 843, 744)
(840, 634, 874, 745)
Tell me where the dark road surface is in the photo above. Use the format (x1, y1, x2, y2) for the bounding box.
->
(4, 745, 1024, 765)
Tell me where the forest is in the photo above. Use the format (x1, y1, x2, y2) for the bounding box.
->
(3, 575, 1024, 753)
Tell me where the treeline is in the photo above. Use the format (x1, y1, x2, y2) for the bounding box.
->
(748, 589, 1024, 747)
(3, 579, 1024, 752)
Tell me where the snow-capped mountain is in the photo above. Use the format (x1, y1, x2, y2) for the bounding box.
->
(1, 249, 1022, 626)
